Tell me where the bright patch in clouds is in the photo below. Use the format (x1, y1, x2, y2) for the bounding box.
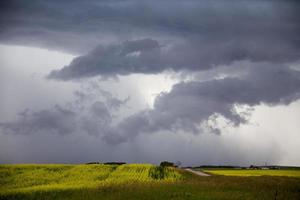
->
(120, 74, 178, 108)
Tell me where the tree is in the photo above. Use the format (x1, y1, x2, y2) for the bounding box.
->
(160, 161, 174, 167)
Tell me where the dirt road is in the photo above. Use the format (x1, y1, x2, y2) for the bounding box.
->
(185, 168, 211, 176)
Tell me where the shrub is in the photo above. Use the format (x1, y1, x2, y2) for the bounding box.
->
(160, 161, 174, 167)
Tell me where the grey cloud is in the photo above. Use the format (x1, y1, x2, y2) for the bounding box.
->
(72, 85, 129, 111)
(0, 106, 77, 135)
(2, 0, 300, 79)
(0, 89, 127, 136)
(47, 39, 162, 80)
(0, 126, 284, 166)
(2, 0, 300, 165)
(48, 33, 300, 80)
(1, 1, 300, 57)
(103, 64, 300, 143)
(79, 101, 112, 136)
(98, 90, 130, 110)
(3, 63, 300, 144)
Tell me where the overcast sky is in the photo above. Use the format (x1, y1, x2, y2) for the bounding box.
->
(1, 0, 300, 166)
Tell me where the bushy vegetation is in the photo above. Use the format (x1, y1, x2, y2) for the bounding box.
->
(201, 168, 300, 177)
(149, 166, 180, 180)
(159, 161, 174, 167)
(1, 164, 300, 200)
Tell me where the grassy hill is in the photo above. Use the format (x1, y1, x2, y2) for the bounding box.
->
(1, 164, 300, 200)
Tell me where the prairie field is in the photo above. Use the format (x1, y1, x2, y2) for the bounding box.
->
(1, 164, 300, 200)
(202, 168, 300, 177)
(0, 164, 180, 193)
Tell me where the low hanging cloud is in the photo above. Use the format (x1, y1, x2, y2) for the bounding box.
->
(48, 34, 300, 80)
(0, 89, 128, 137)
(0, 106, 77, 136)
(47, 39, 163, 80)
(103, 64, 300, 143)
(3, 63, 300, 145)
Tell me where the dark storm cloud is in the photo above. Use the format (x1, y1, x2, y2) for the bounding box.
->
(1, 0, 300, 164)
(1, 0, 300, 56)
(103, 64, 300, 143)
(47, 39, 163, 80)
(38, 0, 300, 79)
(48, 34, 300, 80)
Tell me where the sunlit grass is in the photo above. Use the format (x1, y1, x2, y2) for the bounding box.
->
(201, 169, 300, 177)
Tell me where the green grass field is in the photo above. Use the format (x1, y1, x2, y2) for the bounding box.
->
(201, 168, 300, 177)
(1, 164, 300, 200)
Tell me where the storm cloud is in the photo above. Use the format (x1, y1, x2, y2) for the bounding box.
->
(4, 62, 300, 145)
(40, 0, 300, 79)
(2, 0, 300, 79)
(47, 35, 300, 80)
(103, 64, 300, 143)
(1, 0, 300, 165)
(1, 0, 300, 54)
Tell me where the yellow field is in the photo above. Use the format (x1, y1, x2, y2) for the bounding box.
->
(202, 169, 300, 177)
(0, 164, 182, 195)
(1, 164, 300, 200)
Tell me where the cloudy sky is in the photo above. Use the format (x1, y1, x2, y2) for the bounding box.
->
(1, 0, 300, 166)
